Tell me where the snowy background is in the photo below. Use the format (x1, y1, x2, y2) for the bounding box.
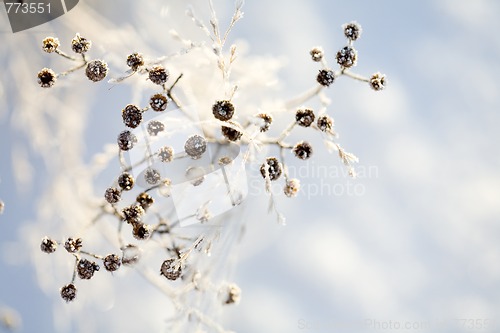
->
(1, 0, 500, 332)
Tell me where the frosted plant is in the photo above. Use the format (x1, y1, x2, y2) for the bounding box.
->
(6, 1, 385, 332)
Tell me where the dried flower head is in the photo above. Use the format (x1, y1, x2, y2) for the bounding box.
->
(212, 100, 235, 121)
(369, 72, 386, 91)
(40, 237, 57, 253)
(256, 113, 273, 132)
(71, 33, 91, 54)
(85, 59, 108, 82)
(149, 93, 168, 112)
(148, 66, 169, 85)
(336, 46, 357, 68)
(184, 135, 207, 159)
(121, 244, 141, 266)
(64, 237, 82, 253)
(296, 108, 315, 127)
(122, 204, 144, 224)
(132, 223, 152, 240)
(147, 120, 165, 136)
(126, 52, 144, 71)
(60, 284, 77, 302)
(103, 254, 121, 272)
(117, 130, 137, 151)
(293, 141, 313, 160)
(158, 146, 174, 163)
(221, 122, 243, 141)
(117, 172, 135, 191)
(136, 192, 154, 210)
(42, 37, 59, 53)
(317, 69, 335, 87)
(144, 168, 161, 185)
(122, 104, 143, 128)
(37, 68, 57, 88)
(317, 115, 334, 132)
(260, 157, 282, 181)
(310, 47, 324, 62)
(223, 284, 241, 305)
(77, 258, 100, 280)
(343, 22, 362, 41)
(284, 178, 300, 197)
(160, 259, 182, 280)
(104, 187, 121, 204)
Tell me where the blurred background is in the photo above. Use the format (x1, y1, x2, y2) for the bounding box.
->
(1, 0, 500, 332)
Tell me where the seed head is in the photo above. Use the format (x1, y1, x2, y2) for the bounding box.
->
(117, 130, 137, 151)
(40, 237, 57, 253)
(126, 52, 144, 71)
(317, 115, 334, 132)
(64, 237, 82, 253)
(293, 141, 313, 160)
(158, 146, 174, 163)
(149, 94, 168, 112)
(144, 168, 161, 185)
(256, 113, 273, 132)
(42, 37, 59, 53)
(118, 172, 135, 191)
(310, 47, 324, 62)
(212, 100, 235, 121)
(221, 122, 243, 141)
(317, 69, 335, 87)
(104, 187, 121, 204)
(122, 104, 142, 128)
(148, 66, 169, 85)
(60, 284, 77, 302)
(343, 22, 362, 41)
(296, 108, 315, 127)
(284, 178, 300, 198)
(103, 254, 121, 272)
(369, 72, 386, 91)
(132, 223, 152, 240)
(184, 135, 207, 159)
(85, 60, 108, 82)
(71, 33, 91, 54)
(37, 68, 57, 88)
(223, 284, 241, 305)
(136, 192, 154, 210)
(77, 258, 99, 280)
(160, 259, 182, 280)
(260, 157, 282, 181)
(336, 46, 357, 68)
(122, 204, 144, 224)
(147, 120, 165, 136)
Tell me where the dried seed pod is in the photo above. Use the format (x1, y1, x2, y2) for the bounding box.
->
(42, 37, 59, 53)
(295, 109, 315, 127)
(104, 187, 121, 204)
(293, 141, 313, 160)
(144, 168, 161, 185)
(284, 178, 300, 198)
(136, 192, 154, 210)
(60, 283, 77, 302)
(37, 68, 57, 88)
(343, 22, 362, 41)
(256, 113, 273, 132)
(160, 259, 182, 280)
(117, 130, 137, 151)
(147, 120, 165, 136)
(118, 172, 134, 191)
(336, 46, 357, 68)
(122, 104, 143, 129)
(64, 237, 82, 253)
(310, 47, 324, 62)
(260, 157, 282, 181)
(132, 223, 152, 240)
(71, 33, 91, 54)
(126, 52, 144, 71)
(40, 237, 57, 253)
(157, 146, 174, 163)
(369, 72, 386, 91)
(221, 122, 243, 141)
(184, 135, 207, 159)
(148, 66, 169, 85)
(85, 60, 108, 82)
(103, 254, 121, 272)
(317, 69, 335, 87)
(317, 115, 334, 132)
(223, 283, 241, 305)
(77, 259, 99, 280)
(122, 205, 144, 224)
(212, 100, 235, 121)
(149, 94, 168, 112)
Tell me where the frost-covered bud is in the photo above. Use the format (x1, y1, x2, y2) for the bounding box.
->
(149, 94, 168, 112)
(40, 237, 57, 253)
(223, 284, 241, 305)
(293, 141, 313, 160)
(310, 47, 324, 62)
(260, 157, 282, 181)
(71, 33, 91, 54)
(343, 22, 362, 41)
(64, 237, 82, 253)
(122, 104, 143, 129)
(37, 68, 56, 88)
(212, 100, 235, 121)
(77, 259, 99, 280)
(60, 284, 77, 302)
(256, 113, 273, 132)
(369, 72, 386, 91)
(122, 205, 144, 224)
(184, 135, 207, 159)
(144, 168, 161, 185)
(221, 122, 243, 141)
(284, 178, 300, 197)
(158, 146, 174, 163)
(103, 254, 121, 272)
(148, 66, 169, 85)
(160, 259, 182, 280)
(118, 172, 134, 191)
(42, 37, 59, 53)
(317, 69, 335, 87)
(126, 52, 144, 71)
(317, 115, 334, 132)
(147, 120, 165, 136)
(295, 108, 315, 127)
(336, 46, 357, 68)
(104, 187, 121, 204)
(136, 192, 154, 210)
(85, 60, 108, 82)
(132, 223, 152, 240)
(117, 130, 137, 151)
